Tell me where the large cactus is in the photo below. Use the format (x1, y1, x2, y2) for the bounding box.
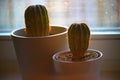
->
(24, 4, 49, 36)
(68, 23, 90, 60)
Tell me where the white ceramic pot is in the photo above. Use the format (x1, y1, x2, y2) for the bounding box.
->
(11, 26, 68, 80)
(52, 49, 103, 80)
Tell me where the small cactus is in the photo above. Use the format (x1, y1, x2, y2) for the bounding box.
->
(24, 4, 49, 36)
(68, 23, 90, 60)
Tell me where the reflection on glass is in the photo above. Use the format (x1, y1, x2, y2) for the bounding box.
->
(0, 0, 120, 32)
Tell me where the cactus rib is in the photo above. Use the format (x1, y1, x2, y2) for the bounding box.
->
(24, 4, 49, 36)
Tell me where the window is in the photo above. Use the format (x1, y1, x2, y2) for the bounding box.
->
(0, 0, 120, 34)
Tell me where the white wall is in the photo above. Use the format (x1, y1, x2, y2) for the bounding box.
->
(90, 35, 120, 72)
(0, 35, 120, 77)
(0, 37, 20, 77)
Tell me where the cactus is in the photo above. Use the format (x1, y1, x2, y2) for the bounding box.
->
(24, 4, 49, 36)
(68, 23, 90, 60)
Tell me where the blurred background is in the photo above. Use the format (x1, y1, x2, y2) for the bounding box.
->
(0, 0, 120, 33)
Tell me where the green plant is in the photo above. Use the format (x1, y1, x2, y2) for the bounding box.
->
(68, 23, 90, 61)
(24, 4, 49, 36)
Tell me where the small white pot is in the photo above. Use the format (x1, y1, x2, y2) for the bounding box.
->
(11, 26, 68, 80)
(52, 49, 103, 80)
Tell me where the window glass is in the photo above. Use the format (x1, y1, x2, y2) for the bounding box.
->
(0, 0, 120, 33)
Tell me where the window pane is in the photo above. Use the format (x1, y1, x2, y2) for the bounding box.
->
(0, 0, 120, 33)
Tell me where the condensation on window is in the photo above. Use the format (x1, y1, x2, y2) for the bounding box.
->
(0, 0, 120, 32)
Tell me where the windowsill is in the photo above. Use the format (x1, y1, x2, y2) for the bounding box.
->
(91, 31, 120, 40)
(0, 31, 120, 40)
(0, 33, 11, 40)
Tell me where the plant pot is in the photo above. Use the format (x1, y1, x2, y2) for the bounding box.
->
(11, 26, 68, 80)
(52, 49, 103, 80)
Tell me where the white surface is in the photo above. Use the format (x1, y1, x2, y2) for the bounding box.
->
(0, 34, 120, 80)
(0, 71, 120, 80)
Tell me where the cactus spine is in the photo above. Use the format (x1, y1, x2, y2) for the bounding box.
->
(24, 5, 49, 36)
(68, 23, 90, 60)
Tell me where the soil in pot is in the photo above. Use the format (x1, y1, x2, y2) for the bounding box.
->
(54, 49, 101, 62)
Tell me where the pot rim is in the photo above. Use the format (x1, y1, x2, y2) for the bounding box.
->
(11, 26, 67, 38)
(52, 49, 103, 63)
